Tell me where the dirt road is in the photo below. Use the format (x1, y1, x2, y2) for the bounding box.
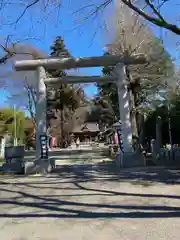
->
(0, 164, 180, 239)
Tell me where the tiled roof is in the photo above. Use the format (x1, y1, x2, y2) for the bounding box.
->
(72, 122, 99, 133)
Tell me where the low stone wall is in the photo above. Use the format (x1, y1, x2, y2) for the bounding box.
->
(0, 146, 25, 174)
(114, 147, 180, 169)
(162, 148, 180, 163)
(116, 152, 145, 168)
(150, 148, 180, 166)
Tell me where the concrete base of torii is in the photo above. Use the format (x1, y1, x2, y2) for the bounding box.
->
(24, 160, 52, 175)
(116, 152, 145, 169)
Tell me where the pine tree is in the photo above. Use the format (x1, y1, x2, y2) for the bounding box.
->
(49, 36, 71, 77)
(47, 36, 72, 147)
(50, 36, 71, 59)
(47, 36, 86, 147)
(95, 52, 119, 125)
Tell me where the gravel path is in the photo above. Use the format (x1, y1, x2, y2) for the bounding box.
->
(0, 164, 180, 239)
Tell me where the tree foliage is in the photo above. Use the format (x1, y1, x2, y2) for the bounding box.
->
(143, 87, 180, 145)
(0, 108, 26, 144)
(47, 36, 87, 146)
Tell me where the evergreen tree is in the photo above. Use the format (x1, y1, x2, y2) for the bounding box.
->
(47, 36, 72, 147)
(86, 52, 119, 128)
(47, 36, 86, 147)
(50, 36, 71, 59)
(49, 36, 71, 78)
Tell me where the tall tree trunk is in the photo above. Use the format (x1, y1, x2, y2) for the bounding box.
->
(60, 105, 64, 148)
(129, 88, 139, 151)
(129, 89, 138, 135)
(137, 113, 148, 148)
(60, 84, 64, 148)
(26, 84, 36, 135)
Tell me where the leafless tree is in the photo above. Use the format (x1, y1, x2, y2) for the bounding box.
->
(71, 0, 179, 35)
(0, 39, 47, 123)
(0, 0, 179, 37)
(104, 3, 175, 148)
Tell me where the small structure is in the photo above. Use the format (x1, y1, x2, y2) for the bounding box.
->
(72, 122, 100, 142)
(1, 146, 25, 173)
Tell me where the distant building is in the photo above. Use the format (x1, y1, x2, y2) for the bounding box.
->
(71, 122, 100, 142)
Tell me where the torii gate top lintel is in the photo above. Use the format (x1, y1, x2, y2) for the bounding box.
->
(14, 54, 147, 71)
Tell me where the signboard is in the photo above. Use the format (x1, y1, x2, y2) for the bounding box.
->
(40, 135, 48, 159)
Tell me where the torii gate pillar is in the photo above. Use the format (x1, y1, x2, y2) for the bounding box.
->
(36, 66, 47, 160)
(114, 63, 133, 152)
(114, 63, 144, 167)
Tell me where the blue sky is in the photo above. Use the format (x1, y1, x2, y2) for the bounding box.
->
(0, 0, 110, 106)
(0, 0, 179, 108)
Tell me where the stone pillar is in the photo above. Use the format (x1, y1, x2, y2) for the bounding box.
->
(36, 66, 47, 160)
(0, 138, 6, 158)
(114, 63, 133, 152)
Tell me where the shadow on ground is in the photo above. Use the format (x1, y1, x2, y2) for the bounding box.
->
(51, 163, 180, 185)
(1, 163, 180, 219)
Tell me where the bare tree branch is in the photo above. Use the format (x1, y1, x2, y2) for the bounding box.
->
(0, 39, 47, 120)
(0, 36, 43, 66)
(120, 0, 180, 35)
(75, 0, 179, 35)
(12, 0, 40, 25)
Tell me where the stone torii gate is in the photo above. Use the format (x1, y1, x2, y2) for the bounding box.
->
(14, 54, 146, 171)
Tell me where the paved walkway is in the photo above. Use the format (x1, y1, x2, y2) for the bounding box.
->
(1, 164, 180, 239)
